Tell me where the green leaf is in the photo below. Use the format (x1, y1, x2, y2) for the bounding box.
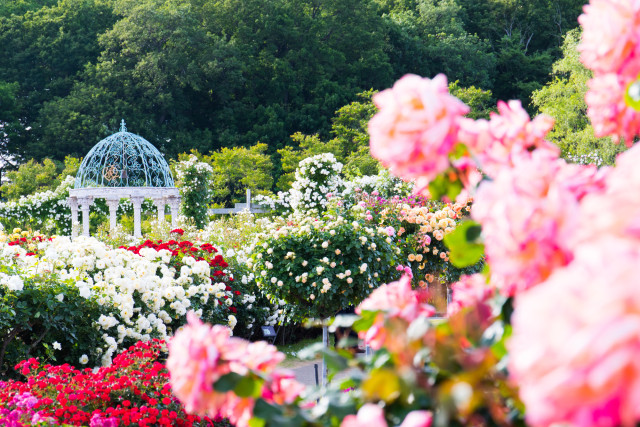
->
(444, 220, 485, 267)
(235, 376, 264, 398)
(213, 372, 243, 392)
(625, 79, 640, 111)
(352, 310, 376, 332)
(252, 398, 282, 419)
(249, 418, 266, 427)
(428, 172, 463, 202)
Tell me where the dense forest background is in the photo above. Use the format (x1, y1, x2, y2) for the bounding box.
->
(0, 0, 588, 180)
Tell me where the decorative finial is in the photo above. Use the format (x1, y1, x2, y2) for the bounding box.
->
(120, 119, 127, 132)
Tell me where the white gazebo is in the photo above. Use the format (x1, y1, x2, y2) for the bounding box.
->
(68, 120, 181, 238)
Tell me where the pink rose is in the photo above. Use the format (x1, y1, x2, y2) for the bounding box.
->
(369, 74, 469, 183)
(356, 275, 434, 350)
(400, 410, 433, 427)
(510, 238, 640, 427)
(472, 153, 604, 295)
(341, 404, 387, 427)
(458, 101, 559, 178)
(585, 73, 640, 145)
(579, 0, 640, 76)
(447, 274, 494, 317)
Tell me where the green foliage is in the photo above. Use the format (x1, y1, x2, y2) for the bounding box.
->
(1, 159, 58, 200)
(0, 81, 22, 163)
(384, 0, 496, 89)
(343, 146, 382, 179)
(204, 143, 274, 206)
(0, 269, 107, 378)
(0, 0, 117, 159)
(0, 156, 81, 201)
(493, 33, 554, 107)
(55, 155, 82, 185)
(0, 0, 588, 163)
(443, 220, 484, 267)
(449, 81, 495, 120)
(332, 90, 378, 157)
(532, 29, 625, 164)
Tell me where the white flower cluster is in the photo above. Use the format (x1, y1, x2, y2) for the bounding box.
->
(0, 235, 236, 366)
(566, 152, 605, 167)
(254, 153, 344, 213)
(173, 155, 213, 207)
(174, 154, 214, 182)
(0, 176, 76, 234)
(289, 153, 343, 213)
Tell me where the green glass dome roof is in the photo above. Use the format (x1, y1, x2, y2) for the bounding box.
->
(75, 120, 175, 189)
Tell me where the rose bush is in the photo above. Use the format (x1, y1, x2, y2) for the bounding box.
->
(0, 230, 257, 374)
(248, 208, 402, 321)
(0, 340, 231, 426)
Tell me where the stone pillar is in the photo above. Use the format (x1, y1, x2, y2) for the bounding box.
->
(168, 196, 181, 228)
(153, 197, 166, 223)
(79, 197, 93, 237)
(68, 197, 79, 239)
(130, 195, 144, 239)
(105, 198, 120, 231)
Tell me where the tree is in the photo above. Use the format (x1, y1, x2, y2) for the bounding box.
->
(493, 33, 554, 106)
(384, 0, 496, 89)
(531, 29, 624, 164)
(1, 159, 58, 200)
(0, 81, 22, 172)
(0, 0, 117, 159)
(449, 81, 495, 120)
(204, 143, 274, 206)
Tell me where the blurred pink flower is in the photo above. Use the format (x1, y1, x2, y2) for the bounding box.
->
(167, 312, 287, 427)
(472, 154, 604, 295)
(458, 101, 559, 177)
(573, 144, 640, 245)
(357, 274, 433, 323)
(579, 0, 640, 76)
(238, 340, 285, 374)
(341, 404, 388, 427)
(400, 410, 433, 427)
(447, 274, 494, 317)
(368, 74, 469, 182)
(585, 73, 640, 145)
(356, 275, 434, 350)
(167, 312, 232, 416)
(262, 370, 305, 405)
(509, 238, 640, 427)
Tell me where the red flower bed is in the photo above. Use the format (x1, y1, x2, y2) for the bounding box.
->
(0, 340, 231, 426)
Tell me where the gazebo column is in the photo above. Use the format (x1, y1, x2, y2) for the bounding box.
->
(79, 197, 94, 237)
(131, 195, 144, 239)
(153, 197, 166, 223)
(168, 196, 181, 228)
(68, 197, 79, 239)
(105, 197, 120, 231)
